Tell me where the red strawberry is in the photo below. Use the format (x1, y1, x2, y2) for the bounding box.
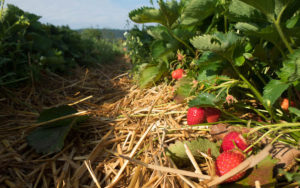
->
(281, 98, 296, 111)
(187, 107, 205, 125)
(221, 131, 251, 153)
(205, 107, 221, 123)
(171, 69, 185, 80)
(215, 150, 246, 183)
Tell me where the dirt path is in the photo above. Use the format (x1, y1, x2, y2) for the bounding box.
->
(0, 57, 134, 187)
(0, 56, 208, 187)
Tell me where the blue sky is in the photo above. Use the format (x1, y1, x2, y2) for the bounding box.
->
(6, 0, 153, 29)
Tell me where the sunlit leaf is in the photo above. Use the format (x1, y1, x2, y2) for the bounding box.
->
(235, 22, 281, 48)
(138, 61, 168, 88)
(174, 76, 195, 99)
(181, 0, 217, 26)
(227, 0, 267, 23)
(263, 79, 290, 107)
(129, 7, 164, 25)
(191, 32, 245, 63)
(189, 92, 224, 107)
(278, 48, 300, 83)
(289, 107, 300, 118)
(166, 138, 220, 166)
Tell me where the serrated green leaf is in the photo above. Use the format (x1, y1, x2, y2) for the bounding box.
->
(147, 26, 168, 40)
(289, 107, 300, 118)
(278, 48, 300, 83)
(138, 61, 168, 89)
(180, 0, 217, 26)
(151, 40, 170, 59)
(196, 52, 223, 82)
(235, 22, 282, 48)
(174, 76, 195, 99)
(286, 15, 300, 29)
(189, 92, 224, 108)
(238, 0, 275, 20)
(263, 79, 291, 107)
(234, 55, 245, 66)
(129, 7, 164, 25)
(221, 155, 278, 187)
(279, 168, 300, 184)
(166, 138, 220, 166)
(27, 105, 81, 154)
(190, 32, 245, 61)
(158, 0, 182, 28)
(227, 0, 267, 23)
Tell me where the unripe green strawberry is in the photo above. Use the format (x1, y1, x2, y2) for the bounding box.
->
(221, 131, 251, 153)
(187, 107, 205, 125)
(215, 150, 246, 183)
(171, 69, 185, 80)
(205, 107, 221, 123)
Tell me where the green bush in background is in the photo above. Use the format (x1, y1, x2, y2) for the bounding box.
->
(0, 4, 122, 86)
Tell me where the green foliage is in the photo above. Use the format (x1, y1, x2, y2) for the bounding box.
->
(174, 76, 195, 99)
(166, 137, 220, 166)
(129, 0, 300, 130)
(191, 32, 246, 64)
(278, 48, 300, 83)
(263, 79, 291, 107)
(80, 28, 102, 40)
(129, 7, 164, 25)
(123, 25, 153, 72)
(27, 105, 88, 154)
(180, 0, 217, 26)
(279, 168, 300, 184)
(138, 61, 168, 88)
(189, 92, 224, 108)
(0, 4, 121, 86)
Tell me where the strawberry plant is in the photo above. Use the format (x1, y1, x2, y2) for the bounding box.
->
(128, 0, 300, 147)
(0, 4, 121, 86)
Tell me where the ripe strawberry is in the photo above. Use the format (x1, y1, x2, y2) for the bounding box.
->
(205, 107, 221, 123)
(281, 98, 296, 111)
(221, 131, 251, 153)
(187, 107, 205, 125)
(171, 69, 185, 80)
(215, 150, 246, 183)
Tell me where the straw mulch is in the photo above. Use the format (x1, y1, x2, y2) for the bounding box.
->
(0, 57, 274, 188)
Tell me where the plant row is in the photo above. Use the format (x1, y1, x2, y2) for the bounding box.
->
(124, 0, 300, 144)
(0, 4, 122, 86)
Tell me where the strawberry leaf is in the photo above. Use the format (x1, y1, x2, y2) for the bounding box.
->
(174, 76, 195, 99)
(166, 137, 220, 166)
(235, 23, 281, 49)
(129, 7, 164, 25)
(181, 0, 217, 26)
(138, 61, 168, 89)
(278, 48, 300, 83)
(27, 105, 86, 154)
(227, 0, 266, 23)
(190, 32, 245, 64)
(289, 107, 300, 117)
(262, 79, 291, 107)
(189, 92, 224, 108)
